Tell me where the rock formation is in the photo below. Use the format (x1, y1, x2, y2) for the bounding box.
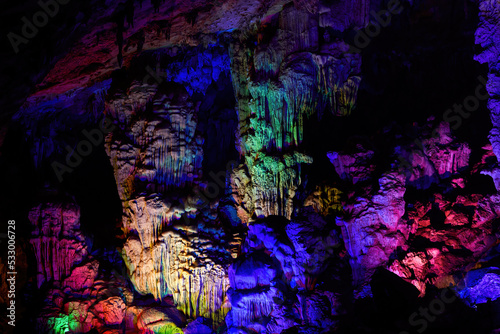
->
(3, 0, 500, 333)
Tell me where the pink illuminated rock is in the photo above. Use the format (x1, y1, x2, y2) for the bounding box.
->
(336, 171, 409, 294)
(92, 296, 126, 326)
(15, 0, 500, 332)
(124, 306, 145, 331)
(390, 193, 500, 294)
(63, 260, 99, 292)
(100, 329, 122, 334)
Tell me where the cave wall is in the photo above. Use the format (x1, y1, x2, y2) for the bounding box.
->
(2, 0, 500, 333)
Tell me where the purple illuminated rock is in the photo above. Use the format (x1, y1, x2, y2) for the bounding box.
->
(475, 1, 500, 182)
(394, 121, 471, 189)
(229, 252, 277, 290)
(28, 201, 88, 288)
(228, 212, 344, 333)
(327, 147, 375, 184)
(458, 268, 500, 306)
(336, 171, 409, 295)
(184, 317, 214, 334)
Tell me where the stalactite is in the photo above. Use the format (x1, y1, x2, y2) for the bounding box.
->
(123, 229, 230, 325)
(245, 152, 312, 219)
(229, 288, 278, 328)
(107, 77, 232, 325)
(107, 86, 204, 197)
(28, 202, 88, 288)
(229, 28, 361, 221)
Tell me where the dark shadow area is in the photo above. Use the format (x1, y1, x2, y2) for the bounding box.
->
(194, 71, 240, 177)
(61, 140, 123, 250)
(302, 0, 488, 193)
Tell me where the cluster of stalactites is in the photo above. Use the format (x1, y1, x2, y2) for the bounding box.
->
(227, 27, 360, 220)
(28, 202, 88, 288)
(30, 238, 88, 288)
(105, 84, 204, 197)
(245, 53, 360, 153)
(229, 152, 312, 220)
(137, 102, 203, 192)
(122, 228, 230, 326)
(155, 232, 230, 324)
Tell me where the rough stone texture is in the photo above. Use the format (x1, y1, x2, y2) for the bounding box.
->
(137, 307, 185, 332)
(389, 193, 500, 295)
(121, 227, 230, 322)
(458, 267, 500, 306)
(229, 153, 313, 220)
(8, 0, 500, 333)
(106, 77, 231, 325)
(227, 2, 363, 222)
(11, 3, 367, 330)
(336, 170, 408, 295)
(395, 121, 471, 189)
(93, 296, 127, 325)
(476, 0, 500, 163)
(227, 211, 344, 333)
(63, 260, 99, 293)
(36, 256, 138, 333)
(28, 201, 88, 288)
(106, 81, 203, 195)
(183, 316, 214, 334)
(327, 148, 375, 184)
